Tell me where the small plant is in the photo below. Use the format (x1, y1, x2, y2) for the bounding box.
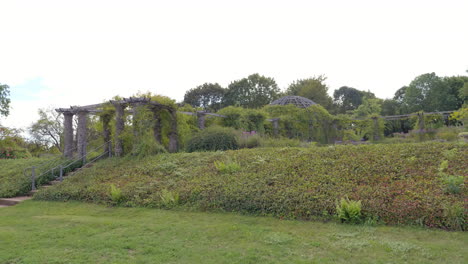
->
(441, 175, 464, 194)
(336, 197, 362, 224)
(110, 184, 124, 204)
(159, 189, 179, 208)
(438, 160, 449, 173)
(443, 203, 466, 231)
(214, 160, 241, 174)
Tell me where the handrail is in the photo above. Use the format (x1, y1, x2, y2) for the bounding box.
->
(38, 140, 111, 178)
(28, 140, 112, 190)
(22, 146, 77, 178)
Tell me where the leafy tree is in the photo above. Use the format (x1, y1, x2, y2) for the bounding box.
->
(0, 83, 11, 117)
(381, 99, 400, 116)
(333, 86, 375, 114)
(223, 73, 280, 108)
(183, 83, 226, 111)
(29, 108, 64, 151)
(401, 73, 465, 113)
(353, 97, 383, 118)
(287, 75, 334, 111)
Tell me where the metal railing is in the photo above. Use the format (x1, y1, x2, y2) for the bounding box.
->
(25, 141, 112, 191)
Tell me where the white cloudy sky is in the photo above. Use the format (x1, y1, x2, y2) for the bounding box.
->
(1, 0, 467, 129)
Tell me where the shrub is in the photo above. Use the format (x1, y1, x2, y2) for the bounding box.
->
(443, 203, 466, 231)
(0, 146, 31, 159)
(238, 132, 261, 149)
(336, 197, 362, 224)
(159, 189, 179, 208)
(131, 137, 167, 157)
(187, 126, 238, 152)
(214, 160, 241, 174)
(438, 160, 449, 173)
(110, 184, 124, 204)
(441, 175, 464, 194)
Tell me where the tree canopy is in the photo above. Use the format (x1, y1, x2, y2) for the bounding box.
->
(223, 73, 280, 108)
(0, 83, 11, 117)
(333, 86, 375, 114)
(286, 76, 333, 111)
(400, 73, 466, 113)
(183, 83, 226, 111)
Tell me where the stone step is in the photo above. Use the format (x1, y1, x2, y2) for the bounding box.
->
(0, 196, 32, 206)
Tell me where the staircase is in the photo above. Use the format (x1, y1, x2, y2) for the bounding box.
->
(0, 141, 110, 208)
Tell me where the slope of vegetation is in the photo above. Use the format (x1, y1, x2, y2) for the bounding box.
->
(1, 201, 467, 264)
(0, 156, 73, 198)
(35, 142, 467, 230)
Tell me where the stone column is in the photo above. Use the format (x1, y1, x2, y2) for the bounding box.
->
(101, 114, 112, 156)
(132, 103, 142, 153)
(168, 110, 178, 153)
(114, 103, 125, 157)
(63, 112, 74, 159)
(197, 112, 206, 130)
(152, 109, 162, 144)
(76, 111, 88, 160)
(372, 117, 380, 141)
(418, 112, 425, 131)
(272, 118, 279, 137)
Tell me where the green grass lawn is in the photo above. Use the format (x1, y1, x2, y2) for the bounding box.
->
(1, 201, 466, 264)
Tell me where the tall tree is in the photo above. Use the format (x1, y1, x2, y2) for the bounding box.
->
(353, 97, 383, 118)
(401, 73, 466, 113)
(223, 73, 280, 108)
(333, 86, 375, 114)
(29, 108, 64, 151)
(0, 83, 11, 117)
(286, 75, 334, 111)
(183, 83, 226, 111)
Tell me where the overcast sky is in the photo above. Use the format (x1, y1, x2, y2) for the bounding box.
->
(1, 0, 467, 129)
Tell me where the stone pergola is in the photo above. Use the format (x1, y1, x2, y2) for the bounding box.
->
(56, 97, 179, 159)
(57, 96, 455, 159)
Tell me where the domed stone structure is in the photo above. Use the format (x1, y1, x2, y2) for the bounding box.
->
(270, 96, 317, 108)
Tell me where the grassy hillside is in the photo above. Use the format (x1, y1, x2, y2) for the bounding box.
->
(1, 201, 467, 264)
(35, 142, 467, 230)
(0, 157, 62, 197)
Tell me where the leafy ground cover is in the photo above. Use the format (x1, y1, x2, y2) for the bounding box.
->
(0, 157, 57, 197)
(1, 201, 467, 264)
(35, 142, 467, 230)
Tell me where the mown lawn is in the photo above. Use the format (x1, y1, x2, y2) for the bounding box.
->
(0, 201, 467, 264)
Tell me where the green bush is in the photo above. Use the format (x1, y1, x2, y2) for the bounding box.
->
(441, 175, 464, 194)
(131, 137, 167, 157)
(110, 184, 124, 204)
(187, 126, 238, 152)
(214, 160, 241, 174)
(0, 146, 31, 159)
(238, 133, 261, 149)
(159, 189, 179, 209)
(336, 197, 362, 224)
(443, 203, 466, 231)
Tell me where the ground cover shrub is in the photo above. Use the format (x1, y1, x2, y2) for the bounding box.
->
(187, 126, 238, 152)
(214, 160, 241, 174)
(440, 175, 464, 194)
(109, 184, 124, 204)
(0, 157, 64, 197)
(336, 197, 362, 224)
(35, 142, 468, 230)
